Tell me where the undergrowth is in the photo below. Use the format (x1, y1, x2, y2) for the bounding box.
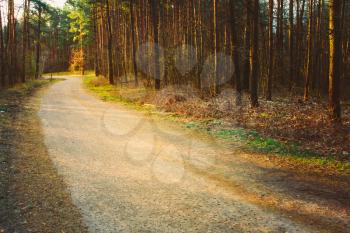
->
(83, 75, 350, 174)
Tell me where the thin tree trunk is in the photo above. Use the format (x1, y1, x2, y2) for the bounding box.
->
(0, 7, 4, 87)
(243, 0, 251, 91)
(22, 0, 30, 83)
(151, 0, 161, 90)
(304, 0, 313, 101)
(267, 0, 274, 100)
(35, 6, 42, 80)
(250, 0, 259, 107)
(106, 0, 114, 84)
(229, 0, 242, 105)
(328, 0, 342, 121)
(289, 0, 294, 88)
(8, 0, 16, 85)
(130, 0, 138, 86)
(93, 5, 100, 77)
(213, 0, 219, 95)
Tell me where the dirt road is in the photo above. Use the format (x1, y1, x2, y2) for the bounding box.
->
(38, 77, 350, 233)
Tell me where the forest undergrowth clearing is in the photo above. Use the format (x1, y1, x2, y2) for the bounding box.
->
(83, 75, 350, 175)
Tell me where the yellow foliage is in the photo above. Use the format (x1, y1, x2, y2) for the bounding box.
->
(69, 48, 84, 72)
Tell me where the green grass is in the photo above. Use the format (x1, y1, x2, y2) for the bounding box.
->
(43, 70, 95, 77)
(83, 75, 350, 174)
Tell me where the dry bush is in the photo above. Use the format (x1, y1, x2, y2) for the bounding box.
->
(91, 76, 109, 87)
(141, 86, 350, 157)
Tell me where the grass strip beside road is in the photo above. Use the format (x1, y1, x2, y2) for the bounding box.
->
(83, 75, 350, 175)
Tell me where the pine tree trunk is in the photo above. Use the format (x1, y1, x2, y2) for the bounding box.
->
(106, 0, 114, 84)
(328, 0, 342, 121)
(22, 0, 30, 83)
(267, 0, 274, 100)
(304, 0, 313, 101)
(0, 7, 4, 87)
(243, 0, 251, 91)
(130, 0, 138, 86)
(35, 6, 42, 80)
(229, 0, 242, 105)
(289, 0, 294, 89)
(93, 5, 100, 77)
(151, 0, 161, 90)
(250, 0, 259, 107)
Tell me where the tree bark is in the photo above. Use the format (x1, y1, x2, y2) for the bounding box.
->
(151, 0, 161, 90)
(0, 7, 4, 87)
(130, 0, 139, 86)
(35, 6, 42, 80)
(106, 0, 114, 84)
(266, 0, 274, 100)
(304, 0, 313, 101)
(229, 0, 242, 105)
(250, 0, 259, 107)
(328, 0, 342, 121)
(22, 0, 30, 83)
(289, 0, 294, 88)
(243, 0, 251, 91)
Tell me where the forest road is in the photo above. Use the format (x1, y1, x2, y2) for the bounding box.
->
(38, 77, 350, 233)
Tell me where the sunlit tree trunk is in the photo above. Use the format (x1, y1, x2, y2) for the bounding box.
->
(0, 7, 4, 87)
(328, 0, 342, 121)
(151, 0, 161, 90)
(8, 0, 16, 85)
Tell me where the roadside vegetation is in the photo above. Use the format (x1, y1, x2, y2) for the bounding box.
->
(83, 75, 350, 175)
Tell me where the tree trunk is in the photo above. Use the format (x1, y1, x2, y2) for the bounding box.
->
(213, 0, 219, 95)
(250, 0, 259, 107)
(93, 5, 100, 77)
(8, 0, 16, 85)
(289, 0, 294, 88)
(106, 0, 114, 84)
(22, 0, 30, 83)
(130, 0, 139, 86)
(0, 7, 4, 87)
(151, 0, 161, 90)
(35, 6, 42, 80)
(304, 0, 313, 101)
(229, 0, 242, 105)
(328, 0, 342, 121)
(243, 0, 251, 91)
(266, 0, 274, 100)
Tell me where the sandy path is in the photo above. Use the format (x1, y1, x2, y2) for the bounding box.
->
(38, 77, 349, 233)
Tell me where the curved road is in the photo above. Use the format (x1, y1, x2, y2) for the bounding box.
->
(38, 77, 350, 233)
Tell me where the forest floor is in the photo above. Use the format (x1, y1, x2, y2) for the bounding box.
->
(0, 80, 87, 232)
(83, 75, 350, 176)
